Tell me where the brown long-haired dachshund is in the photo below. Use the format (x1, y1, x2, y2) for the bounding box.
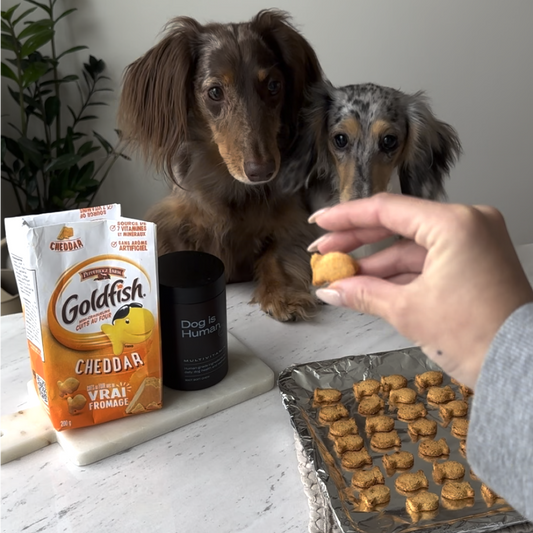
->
(118, 10, 323, 322)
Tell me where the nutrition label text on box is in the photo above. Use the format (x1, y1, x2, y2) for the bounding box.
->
(116, 221, 147, 237)
(119, 240, 148, 251)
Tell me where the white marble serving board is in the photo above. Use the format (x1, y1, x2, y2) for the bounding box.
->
(0, 333, 274, 466)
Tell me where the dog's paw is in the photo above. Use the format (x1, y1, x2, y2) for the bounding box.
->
(251, 289, 317, 322)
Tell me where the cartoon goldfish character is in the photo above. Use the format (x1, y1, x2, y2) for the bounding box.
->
(101, 303, 154, 355)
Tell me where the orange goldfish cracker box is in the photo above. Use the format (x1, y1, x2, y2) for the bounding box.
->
(5, 204, 162, 431)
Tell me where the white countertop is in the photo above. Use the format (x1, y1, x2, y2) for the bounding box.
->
(2, 243, 533, 533)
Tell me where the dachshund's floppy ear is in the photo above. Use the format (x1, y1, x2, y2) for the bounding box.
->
(117, 17, 202, 180)
(399, 92, 462, 200)
(252, 10, 323, 142)
(305, 81, 336, 185)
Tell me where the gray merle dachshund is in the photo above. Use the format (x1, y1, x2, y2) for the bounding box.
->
(296, 81, 462, 209)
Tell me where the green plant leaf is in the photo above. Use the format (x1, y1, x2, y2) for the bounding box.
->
(44, 153, 82, 172)
(8, 86, 39, 108)
(93, 131, 113, 154)
(18, 18, 52, 39)
(12, 7, 37, 26)
(78, 115, 98, 122)
(1, 20, 11, 32)
(1, 137, 6, 161)
(20, 28, 53, 57)
(27, 194, 40, 210)
(18, 137, 44, 165)
(40, 74, 78, 86)
(75, 161, 96, 184)
(7, 122, 23, 135)
(54, 7, 77, 24)
(1, 33, 18, 52)
(21, 60, 48, 87)
(66, 105, 77, 123)
(83, 56, 106, 80)
(2, 5, 20, 22)
(25, 1, 51, 16)
(44, 95, 60, 125)
(57, 45, 87, 59)
(3, 136, 24, 160)
(87, 101, 108, 107)
(52, 195, 64, 208)
(77, 141, 100, 157)
(1, 61, 18, 82)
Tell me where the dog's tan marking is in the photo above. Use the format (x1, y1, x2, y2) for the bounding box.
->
(371, 119, 392, 139)
(258, 68, 269, 82)
(215, 134, 247, 182)
(371, 161, 396, 194)
(337, 117, 360, 138)
(335, 158, 356, 202)
(221, 72, 234, 85)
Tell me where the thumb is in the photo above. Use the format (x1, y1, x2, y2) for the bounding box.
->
(316, 276, 403, 320)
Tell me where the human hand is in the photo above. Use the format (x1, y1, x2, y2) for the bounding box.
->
(308, 193, 533, 389)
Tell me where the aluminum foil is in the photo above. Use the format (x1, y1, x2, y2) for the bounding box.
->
(279, 347, 527, 533)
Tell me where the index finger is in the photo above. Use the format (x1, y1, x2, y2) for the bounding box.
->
(309, 193, 455, 249)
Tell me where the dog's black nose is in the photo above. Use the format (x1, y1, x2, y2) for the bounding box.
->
(244, 159, 276, 182)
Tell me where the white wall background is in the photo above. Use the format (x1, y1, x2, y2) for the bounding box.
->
(2, 0, 533, 244)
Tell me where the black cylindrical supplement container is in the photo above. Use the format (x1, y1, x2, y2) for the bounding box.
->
(158, 251, 228, 391)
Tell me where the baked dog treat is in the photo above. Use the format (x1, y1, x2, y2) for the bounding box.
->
(311, 252, 359, 286)
(459, 439, 467, 458)
(341, 448, 373, 469)
(381, 374, 408, 394)
(451, 418, 469, 438)
(389, 387, 417, 405)
(314, 388, 342, 405)
(427, 385, 455, 404)
(353, 379, 381, 401)
(481, 484, 502, 505)
(469, 469, 479, 481)
(318, 404, 350, 423)
(451, 378, 474, 399)
(397, 403, 427, 421)
(441, 481, 475, 500)
(370, 430, 401, 449)
(395, 470, 429, 492)
(334, 435, 364, 454)
(419, 438, 450, 457)
(351, 466, 385, 489)
(406, 492, 439, 513)
(382, 451, 414, 471)
(441, 497, 475, 511)
(408, 418, 437, 438)
(359, 485, 390, 508)
(357, 394, 384, 416)
(433, 461, 465, 483)
(415, 370, 443, 389)
(365, 415, 394, 435)
(329, 418, 358, 438)
(439, 400, 468, 420)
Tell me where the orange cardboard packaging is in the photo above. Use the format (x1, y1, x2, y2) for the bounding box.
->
(5, 204, 162, 431)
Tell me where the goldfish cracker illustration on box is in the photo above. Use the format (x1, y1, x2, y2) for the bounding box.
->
(5, 204, 163, 431)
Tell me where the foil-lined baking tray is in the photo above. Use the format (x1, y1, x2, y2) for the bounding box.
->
(279, 347, 527, 533)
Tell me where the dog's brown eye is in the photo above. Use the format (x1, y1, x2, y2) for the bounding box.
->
(208, 86, 223, 101)
(334, 134, 348, 149)
(268, 80, 281, 95)
(381, 135, 398, 152)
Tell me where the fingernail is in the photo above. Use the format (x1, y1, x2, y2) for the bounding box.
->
(307, 234, 329, 252)
(316, 288, 343, 307)
(308, 207, 331, 224)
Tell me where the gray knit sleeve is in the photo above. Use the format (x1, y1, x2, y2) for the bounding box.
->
(468, 302, 533, 520)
